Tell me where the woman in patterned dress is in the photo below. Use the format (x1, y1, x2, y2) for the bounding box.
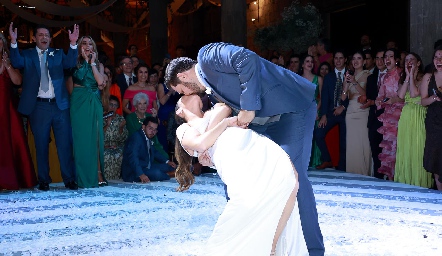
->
(103, 95, 128, 180)
(375, 49, 405, 180)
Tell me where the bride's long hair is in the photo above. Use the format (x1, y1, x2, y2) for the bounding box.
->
(174, 111, 195, 192)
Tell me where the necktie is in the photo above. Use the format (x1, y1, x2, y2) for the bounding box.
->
(146, 138, 151, 169)
(334, 71, 342, 107)
(378, 73, 385, 90)
(128, 77, 133, 86)
(40, 50, 49, 92)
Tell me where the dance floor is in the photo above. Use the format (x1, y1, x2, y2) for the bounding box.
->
(1, 170, 441, 256)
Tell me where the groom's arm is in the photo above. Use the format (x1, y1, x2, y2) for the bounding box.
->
(198, 43, 261, 112)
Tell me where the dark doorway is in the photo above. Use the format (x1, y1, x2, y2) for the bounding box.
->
(330, 0, 409, 54)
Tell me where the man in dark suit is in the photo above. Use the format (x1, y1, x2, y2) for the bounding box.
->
(364, 49, 386, 179)
(9, 22, 79, 191)
(116, 56, 137, 101)
(315, 50, 349, 172)
(165, 43, 324, 256)
(121, 116, 176, 183)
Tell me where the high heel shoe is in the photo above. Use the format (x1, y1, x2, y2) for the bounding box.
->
(98, 181, 108, 187)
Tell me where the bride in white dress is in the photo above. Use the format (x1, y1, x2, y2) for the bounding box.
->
(175, 95, 308, 256)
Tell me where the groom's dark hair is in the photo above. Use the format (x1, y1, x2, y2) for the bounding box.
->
(164, 57, 197, 89)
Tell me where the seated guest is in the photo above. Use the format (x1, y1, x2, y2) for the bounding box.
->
(103, 95, 128, 180)
(121, 116, 176, 182)
(126, 92, 169, 160)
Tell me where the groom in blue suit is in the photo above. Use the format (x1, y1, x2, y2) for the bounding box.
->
(9, 23, 79, 191)
(165, 42, 324, 255)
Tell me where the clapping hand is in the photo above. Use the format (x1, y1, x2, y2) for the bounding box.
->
(69, 24, 79, 45)
(9, 22, 18, 44)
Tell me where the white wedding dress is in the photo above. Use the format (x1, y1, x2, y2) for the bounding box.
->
(176, 115, 308, 256)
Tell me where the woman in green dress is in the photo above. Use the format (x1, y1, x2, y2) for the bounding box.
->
(70, 36, 106, 188)
(299, 55, 323, 167)
(395, 53, 433, 188)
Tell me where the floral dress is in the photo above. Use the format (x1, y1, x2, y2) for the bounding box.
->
(104, 114, 128, 180)
(376, 67, 404, 179)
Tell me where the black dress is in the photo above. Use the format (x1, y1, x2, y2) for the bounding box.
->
(423, 74, 442, 182)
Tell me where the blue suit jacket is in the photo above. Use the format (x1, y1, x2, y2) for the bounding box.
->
(9, 46, 78, 115)
(121, 129, 169, 182)
(320, 70, 349, 117)
(197, 43, 316, 117)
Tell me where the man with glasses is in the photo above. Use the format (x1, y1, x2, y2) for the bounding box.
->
(116, 56, 137, 103)
(121, 116, 176, 183)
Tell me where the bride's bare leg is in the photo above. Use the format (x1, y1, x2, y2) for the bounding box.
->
(271, 162, 300, 254)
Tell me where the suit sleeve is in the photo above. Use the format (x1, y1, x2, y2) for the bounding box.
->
(366, 75, 377, 100)
(9, 47, 25, 69)
(320, 74, 331, 116)
(62, 46, 78, 69)
(199, 43, 261, 111)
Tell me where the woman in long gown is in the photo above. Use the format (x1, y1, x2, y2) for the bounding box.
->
(299, 55, 323, 167)
(395, 53, 433, 188)
(375, 49, 405, 180)
(70, 36, 106, 188)
(0, 32, 37, 190)
(420, 46, 442, 190)
(174, 95, 308, 255)
(341, 51, 372, 176)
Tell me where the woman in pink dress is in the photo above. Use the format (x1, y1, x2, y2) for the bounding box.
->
(122, 64, 158, 115)
(375, 49, 405, 180)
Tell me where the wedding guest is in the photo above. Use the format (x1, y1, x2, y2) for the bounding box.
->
(125, 92, 168, 160)
(395, 53, 433, 188)
(299, 54, 323, 168)
(105, 65, 123, 115)
(103, 95, 128, 180)
(341, 51, 371, 176)
(375, 48, 405, 180)
(8, 23, 78, 191)
(315, 50, 348, 172)
(70, 36, 107, 188)
(121, 116, 176, 183)
(420, 46, 442, 190)
(116, 56, 137, 105)
(363, 49, 376, 73)
(0, 32, 37, 190)
(365, 49, 387, 179)
(287, 54, 301, 73)
(157, 74, 180, 153)
(310, 38, 333, 74)
(318, 62, 331, 78)
(122, 64, 158, 116)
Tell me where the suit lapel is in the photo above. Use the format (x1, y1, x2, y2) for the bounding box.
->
(32, 49, 41, 81)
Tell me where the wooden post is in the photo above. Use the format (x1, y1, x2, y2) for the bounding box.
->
(150, 0, 168, 65)
(221, 0, 247, 46)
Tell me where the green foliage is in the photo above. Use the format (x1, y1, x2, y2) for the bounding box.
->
(254, 1, 322, 53)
